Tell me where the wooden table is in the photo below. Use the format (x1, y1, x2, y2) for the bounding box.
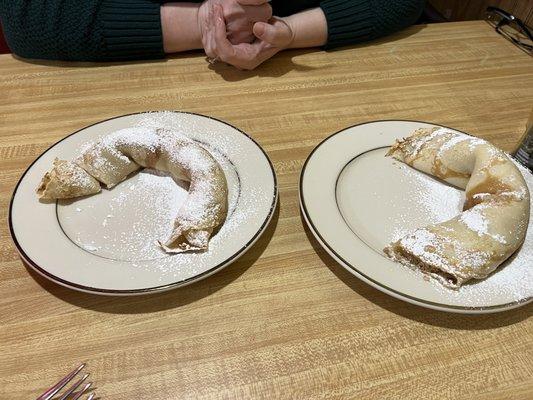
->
(1, 21, 532, 400)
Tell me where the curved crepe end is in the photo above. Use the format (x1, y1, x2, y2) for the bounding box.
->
(159, 228, 213, 254)
(37, 158, 101, 200)
(384, 236, 466, 290)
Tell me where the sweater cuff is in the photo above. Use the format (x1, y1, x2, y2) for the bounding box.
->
(99, 0, 164, 61)
(320, 0, 374, 49)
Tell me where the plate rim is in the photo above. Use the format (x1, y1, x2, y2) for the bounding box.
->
(299, 119, 532, 313)
(9, 111, 278, 295)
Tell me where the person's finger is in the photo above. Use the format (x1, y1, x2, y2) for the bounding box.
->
(206, 4, 221, 59)
(203, 4, 217, 59)
(206, 27, 217, 59)
(253, 19, 292, 48)
(241, 3, 272, 22)
(214, 4, 278, 70)
(214, 10, 260, 69)
(228, 30, 255, 45)
(246, 41, 281, 70)
(213, 4, 237, 63)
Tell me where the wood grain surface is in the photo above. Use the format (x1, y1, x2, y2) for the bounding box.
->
(1, 21, 532, 400)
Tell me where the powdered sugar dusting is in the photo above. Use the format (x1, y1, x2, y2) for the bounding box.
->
(410, 128, 447, 157)
(57, 112, 273, 279)
(467, 137, 487, 151)
(459, 208, 487, 235)
(388, 162, 464, 243)
(436, 131, 471, 158)
(393, 226, 492, 288)
(73, 117, 232, 253)
(68, 163, 98, 188)
(398, 229, 450, 271)
(59, 169, 187, 260)
(386, 152, 533, 306)
(459, 205, 507, 244)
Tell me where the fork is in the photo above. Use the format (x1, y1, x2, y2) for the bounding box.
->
(36, 363, 96, 400)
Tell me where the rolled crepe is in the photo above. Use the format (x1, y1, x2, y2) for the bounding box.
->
(384, 127, 530, 288)
(37, 127, 228, 253)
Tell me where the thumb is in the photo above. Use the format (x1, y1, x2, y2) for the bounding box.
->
(253, 19, 292, 48)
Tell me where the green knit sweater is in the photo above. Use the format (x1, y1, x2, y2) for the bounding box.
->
(0, 0, 424, 61)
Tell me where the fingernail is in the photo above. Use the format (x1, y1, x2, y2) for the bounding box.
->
(254, 23, 265, 37)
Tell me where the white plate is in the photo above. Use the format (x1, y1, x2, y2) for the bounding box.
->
(9, 112, 278, 295)
(300, 120, 532, 314)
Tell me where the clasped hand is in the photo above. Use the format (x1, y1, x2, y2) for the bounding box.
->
(198, 0, 294, 70)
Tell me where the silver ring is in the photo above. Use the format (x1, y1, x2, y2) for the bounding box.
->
(207, 56, 219, 65)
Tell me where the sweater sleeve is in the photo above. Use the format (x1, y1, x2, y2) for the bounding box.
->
(319, 0, 425, 49)
(0, 0, 165, 61)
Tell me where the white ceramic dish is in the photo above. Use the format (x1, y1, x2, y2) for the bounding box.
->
(300, 120, 532, 314)
(10, 111, 278, 295)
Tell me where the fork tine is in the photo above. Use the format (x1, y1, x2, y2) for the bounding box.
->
(57, 373, 89, 400)
(36, 363, 86, 400)
(86, 393, 96, 400)
(70, 382, 92, 400)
